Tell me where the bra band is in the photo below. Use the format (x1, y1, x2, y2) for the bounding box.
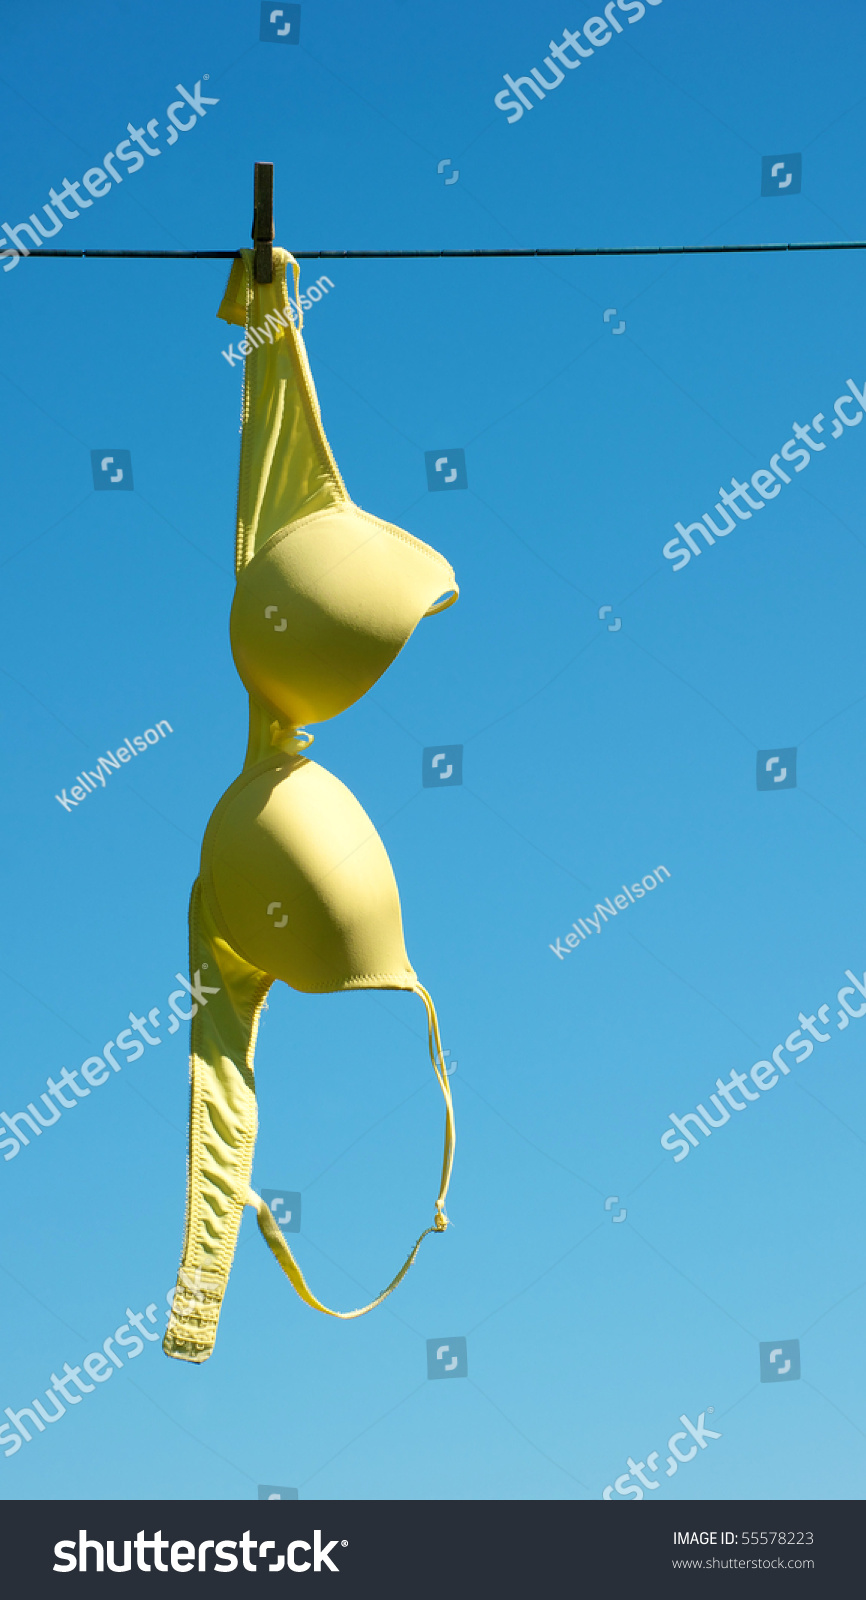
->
(246, 982, 455, 1320)
(164, 883, 455, 1361)
(163, 880, 270, 1363)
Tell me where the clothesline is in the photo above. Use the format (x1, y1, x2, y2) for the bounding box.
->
(20, 239, 866, 260)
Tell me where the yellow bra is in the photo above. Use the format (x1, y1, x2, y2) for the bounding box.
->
(163, 249, 458, 1363)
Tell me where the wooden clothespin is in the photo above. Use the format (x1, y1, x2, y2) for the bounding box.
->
(252, 161, 274, 283)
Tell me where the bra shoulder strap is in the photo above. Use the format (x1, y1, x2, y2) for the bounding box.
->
(247, 981, 455, 1319)
(218, 247, 348, 573)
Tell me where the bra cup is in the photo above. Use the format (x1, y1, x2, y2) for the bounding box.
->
(230, 506, 456, 727)
(200, 754, 416, 994)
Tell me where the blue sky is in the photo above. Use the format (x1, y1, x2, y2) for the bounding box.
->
(1, 0, 865, 1501)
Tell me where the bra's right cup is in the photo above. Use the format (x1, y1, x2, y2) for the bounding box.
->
(230, 505, 458, 728)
